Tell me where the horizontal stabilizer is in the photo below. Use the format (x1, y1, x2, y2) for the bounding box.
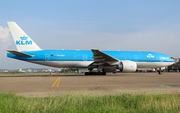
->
(7, 50, 33, 57)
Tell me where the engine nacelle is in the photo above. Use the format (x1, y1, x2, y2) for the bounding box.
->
(118, 61, 137, 72)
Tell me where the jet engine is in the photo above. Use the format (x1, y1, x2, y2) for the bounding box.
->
(118, 61, 137, 72)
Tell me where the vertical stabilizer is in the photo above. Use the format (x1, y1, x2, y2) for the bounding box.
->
(7, 22, 41, 51)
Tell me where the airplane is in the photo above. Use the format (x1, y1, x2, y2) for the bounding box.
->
(7, 22, 175, 75)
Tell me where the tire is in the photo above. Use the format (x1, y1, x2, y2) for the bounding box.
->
(158, 70, 162, 75)
(97, 72, 102, 75)
(102, 72, 106, 75)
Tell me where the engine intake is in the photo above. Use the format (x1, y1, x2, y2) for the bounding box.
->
(118, 61, 137, 72)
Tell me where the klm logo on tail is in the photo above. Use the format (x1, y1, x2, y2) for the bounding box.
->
(16, 35, 32, 45)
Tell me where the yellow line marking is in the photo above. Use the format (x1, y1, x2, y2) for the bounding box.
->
(52, 77, 61, 87)
(52, 77, 59, 87)
(56, 77, 61, 87)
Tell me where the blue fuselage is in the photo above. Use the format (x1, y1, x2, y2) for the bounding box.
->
(7, 50, 174, 63)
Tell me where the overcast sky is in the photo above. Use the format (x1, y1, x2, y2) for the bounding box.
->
(0, 0, 180, 69)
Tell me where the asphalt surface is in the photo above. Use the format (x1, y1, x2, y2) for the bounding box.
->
(0, 73, 180, 97)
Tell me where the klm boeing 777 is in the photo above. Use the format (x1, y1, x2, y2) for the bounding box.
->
(7, 22, 174, 75)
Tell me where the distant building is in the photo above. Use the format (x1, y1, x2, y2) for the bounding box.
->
(19, 68, 25, 72)
(3, 70, 8, 72)
(27, 69, 32, 72)
(48, 69, 52, 72)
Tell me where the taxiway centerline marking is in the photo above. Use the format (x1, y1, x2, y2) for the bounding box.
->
(56, 77, 61, 87)
(52, 77, 61, 87)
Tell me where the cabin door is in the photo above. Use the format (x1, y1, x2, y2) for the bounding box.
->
(83, 54, 87, 61)
(134, 55, 138, 61)
(45, 54, 50, 61)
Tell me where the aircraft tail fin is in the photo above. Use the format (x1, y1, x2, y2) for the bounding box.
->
(7, 22, 41, 52)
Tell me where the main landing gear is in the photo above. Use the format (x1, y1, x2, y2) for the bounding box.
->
(85, 72, 106, 75)
(157, 68, 164, 75)
(158, 70, 163, 75)
(85, 67, 106, 75)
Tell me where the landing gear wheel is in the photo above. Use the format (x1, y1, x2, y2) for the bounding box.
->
(158, 70, 163, 75)
(85, 72, 89, 75)
(97, 72, 102, 75)
(85, 72, 106, 75)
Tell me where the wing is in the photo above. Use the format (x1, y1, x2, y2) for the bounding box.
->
(92, 49, 118, 61)
(89, 49, 119, 68)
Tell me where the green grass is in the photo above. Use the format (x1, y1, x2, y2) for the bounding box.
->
(0, 92, 179, 113)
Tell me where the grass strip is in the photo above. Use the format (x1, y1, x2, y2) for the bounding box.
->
(0, 92, 179, 113)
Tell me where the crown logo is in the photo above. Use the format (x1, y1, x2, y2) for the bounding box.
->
(147, 54, 154, 58)
(20, 35, 28, 40)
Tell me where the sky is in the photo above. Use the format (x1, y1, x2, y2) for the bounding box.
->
(0, 0, 180, 69)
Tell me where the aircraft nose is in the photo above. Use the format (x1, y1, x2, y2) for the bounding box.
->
(171, 58, 174, 61)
